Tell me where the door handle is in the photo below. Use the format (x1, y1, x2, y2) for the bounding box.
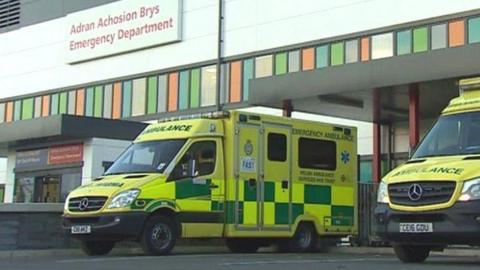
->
(209, 184, 219, 189)
(248, 178, 256, 187)
(281, 180, 289, 189)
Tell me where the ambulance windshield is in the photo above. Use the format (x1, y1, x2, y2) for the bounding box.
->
(105, 139, 186, 175)
(413, 111, 480, 158)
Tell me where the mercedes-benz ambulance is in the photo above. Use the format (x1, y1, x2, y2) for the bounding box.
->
(63, 110, 357, 256)
(376, 77, 480, 262)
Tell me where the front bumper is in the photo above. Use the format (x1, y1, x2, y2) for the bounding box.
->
(62, 212, 148, 241)
(375, 201, 480, 245)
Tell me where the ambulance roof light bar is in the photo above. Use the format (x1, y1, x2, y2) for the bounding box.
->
(459, 77, 480, 95)
(157, 111, 230, 123)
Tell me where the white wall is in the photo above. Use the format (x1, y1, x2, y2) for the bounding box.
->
(4, 150, 16, 203)
(2, 0, 480, 100)
(82, 138, 131, 184)
(0, 158, 5, 185)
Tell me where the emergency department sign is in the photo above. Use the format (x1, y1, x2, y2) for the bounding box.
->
(65, 0, 183, 63)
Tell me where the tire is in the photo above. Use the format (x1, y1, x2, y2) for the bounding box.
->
(226, 238, 259, 253)
(288, 223, 317, 252)
(140, 215, 178, 255)
(80, 241, 115, 256)
(393, 245, 430, 263)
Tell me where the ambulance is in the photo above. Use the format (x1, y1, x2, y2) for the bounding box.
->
(376, 77, 480, 263)
(62, 110, 357, 256)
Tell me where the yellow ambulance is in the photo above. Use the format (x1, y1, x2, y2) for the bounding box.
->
(62, 110, 357, 255)
(376, 77, 480, 263)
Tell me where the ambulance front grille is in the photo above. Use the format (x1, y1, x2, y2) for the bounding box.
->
(68, 196, 108, 212)
(388, 181, 456, 206)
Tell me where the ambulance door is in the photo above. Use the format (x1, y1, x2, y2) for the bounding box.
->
(234, 123, 261, 230)
(262, 124, 292, 230)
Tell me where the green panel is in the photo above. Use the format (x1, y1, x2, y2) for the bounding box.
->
(0, 187, 4, 202)
(85, 87, 94, 117)
(330, 42, 344, 66)
(50, 94, 59, 116)
(190, 69, 200, 108)
(331, 205, 354, 226)
(468, 17, 480, 43)
(130, 199, 153, 210)
(144, 200, 175, 212)
(264, 182, 275, 202)
(304, 184, 331, 204)
(179, 71, 189, 110)
(275, 52, 287, 75)
(94, 86, 103, 117)
(147, 76, 158, 114)
(396, 30, 411, 55)
(175, 178, 211, 199)
(226, 201, 243, 224)
(21, 98, 34, 120)
(275, 203, 289, 225)
(211, 201, 224, 211)
(244, 179, 257, 201)
(413, 27, 428, 53)
(122, 81, 132, 118)
(359, 160, 372, 183)
(243, 58, 254, 101)
(292, 203, 304, 222)
(59, 92, 67, 114)
(316, 45, 328, 68)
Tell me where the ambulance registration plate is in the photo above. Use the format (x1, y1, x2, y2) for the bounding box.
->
(399, 223, 433, 233)
(71, 225, 91, 234)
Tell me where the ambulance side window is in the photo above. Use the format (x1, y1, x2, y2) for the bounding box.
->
(268, 133, 287, 162)
(169, 141, 216, 180)
(298, 137, 336, 170)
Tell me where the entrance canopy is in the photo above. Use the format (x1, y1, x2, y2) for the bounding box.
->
(248, 44, 480, 123)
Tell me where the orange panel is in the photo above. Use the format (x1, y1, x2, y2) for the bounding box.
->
(449, 20, 465, 47)
(5, 101, 13, 122)
(76, 89, 85, 116)
(112, 82, 122, 119)
(168, 73, 178, 112)
(230, 61, 242, 103)
(41, 96, 50, 117)
(301, 48, 315, 70)
(361, 37, 370, 61)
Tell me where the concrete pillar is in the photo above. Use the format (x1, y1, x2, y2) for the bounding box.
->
(372, 89, 381, 183)
(282, 100, 293, 117)
(409, 83, 420, 151)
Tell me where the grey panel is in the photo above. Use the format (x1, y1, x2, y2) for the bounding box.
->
(34, 96, 41, 118)
(288, 50, 300, 73)
(157, 75, 167, 113)
(0, 103, 4, 123)
(67, 90, 76, 115)
(103, 84, 112, 118)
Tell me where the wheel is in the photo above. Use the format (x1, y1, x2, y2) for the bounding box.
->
(226, 238, 259, 253)
(80, 241, 115, 256)
(140, 215, 178, 255)
(393, 244, 430, 263)
(288, 223, 317, 252)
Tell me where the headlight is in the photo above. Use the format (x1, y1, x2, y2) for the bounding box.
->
(108, 189, 140, 209)
(377, 181, 390, 203)
(458, 178, 480, 201)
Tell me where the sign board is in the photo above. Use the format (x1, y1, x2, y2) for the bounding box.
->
(49, 144, 84, 165)
(65, 0, 183, 63)
(16, 149, 48, 168)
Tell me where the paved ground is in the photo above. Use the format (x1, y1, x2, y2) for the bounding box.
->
(1, 248, 479, 270)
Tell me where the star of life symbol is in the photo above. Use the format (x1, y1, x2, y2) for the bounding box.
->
(341, 151, 350, 164)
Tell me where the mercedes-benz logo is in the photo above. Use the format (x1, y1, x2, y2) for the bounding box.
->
(408, 184, 423, 201)
(79, 198, 89, 211)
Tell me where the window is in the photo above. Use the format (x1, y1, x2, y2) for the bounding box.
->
(201, 65, 217, 106)
(413, 27, 428, 53)
(268, 133, 287, 162)
(371, 33, 393, 59)
(243, 59, 254, 101)
(345, 39, 358, 63)
(288, 50, 300, 72)
(396, 30, 411, 55)
(331, 42, 344, 65)
(170, 141, 216, 180)
(298, 138, 336, 170)
(431, 24, 447, 50)
(255, 55, 273, 78)
(468, 17, 480, 44)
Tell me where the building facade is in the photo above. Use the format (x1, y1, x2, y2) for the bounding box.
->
(2, 0, 480, 202)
